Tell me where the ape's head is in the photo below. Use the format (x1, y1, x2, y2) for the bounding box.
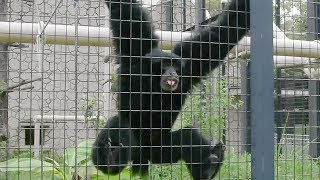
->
(146, 48, 183, 92)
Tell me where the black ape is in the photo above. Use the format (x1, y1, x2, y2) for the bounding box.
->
(92, 0, 250, 179)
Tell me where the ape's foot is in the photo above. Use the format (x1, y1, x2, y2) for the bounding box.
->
(92, 137, 127, 175)
(201, 142, 225, 180)
(104, 138, 125, 165)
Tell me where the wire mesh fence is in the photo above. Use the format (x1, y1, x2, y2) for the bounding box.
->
(0, 0, 318, 179)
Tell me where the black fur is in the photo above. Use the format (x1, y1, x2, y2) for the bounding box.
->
(92, 0, 250, 179)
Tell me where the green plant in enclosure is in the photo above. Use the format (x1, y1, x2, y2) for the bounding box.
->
(175, 76, 243, 140)
(0, 140, 137, 180)
(0, 81, 7, 97)
(0, 140, 93, 180)
(0, 139, 318, 179)
(0, 140, 172, 180)
(80, 98, 106, 128)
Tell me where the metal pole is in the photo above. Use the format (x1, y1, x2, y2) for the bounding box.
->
(195, 0, 205, 29)
(250, 0, 274, 179)
(307, 0, 320, 40)
(307, 0, 320, 158)
(183, 0, 186, 30)
(165, 0, 173, 31)
(274, 0, 282, 146)
(275, 0, 281, 27)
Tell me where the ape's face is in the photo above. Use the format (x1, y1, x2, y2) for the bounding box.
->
(160, 66, 180, 92)
(146, 49, 183, 92)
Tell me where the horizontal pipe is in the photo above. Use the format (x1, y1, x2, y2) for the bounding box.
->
(0, 22, 318, 58)
(237, 37, 320, 58)
(238, 51, 317, 68)
(0, 21, 191, 49)
(32, 115, 104, 122)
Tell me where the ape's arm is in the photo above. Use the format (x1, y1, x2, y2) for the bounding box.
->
(173, 0, 250, 79)
(105, 0, 158, 56)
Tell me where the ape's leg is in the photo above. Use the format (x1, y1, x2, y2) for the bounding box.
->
(160, 127, 225, 180)
(131, 147, 150, 176)
(92, 116, 137, 175)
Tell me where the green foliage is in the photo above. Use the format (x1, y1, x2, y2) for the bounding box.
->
(219, 149, 252, 179)
(0, 139, 319, 179)
(148, 162, 191, 180)
(148, 147, 320, 180)
(278, 0, 307, 39)
(0, 81, 7, 97)
(80, 98, 97, 118)
(206, 0, 222, 16)
(274, 148, 320, 180)
(0, 141, 7, 161)
(0, 158, 56, 172)
(0, 140, 143, 180)
(175, 77, 243, 140)
(80, 98, 107, 127)
(0, 140, 95, 180)
(109, 74, 119, 92)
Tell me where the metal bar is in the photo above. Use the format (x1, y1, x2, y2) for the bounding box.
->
(240, 61, 251, 153)
(182, 0, 186, 30)
(250, 0, 274, 179)
(307, 0, 316, 40)
(165, 0, 173, 31)
(275, 0, 281, 27)
(195, 0, 206, 29)
(308, 80, 320, 157)
(307, 0, 320, 158)
(274, 0, 282, 146)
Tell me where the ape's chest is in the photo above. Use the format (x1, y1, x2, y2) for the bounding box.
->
(119, 92, 186, 111)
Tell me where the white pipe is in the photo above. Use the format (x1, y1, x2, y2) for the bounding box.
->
(32, 115, 105, 122)
(274, 56, 316, 68)
(303, 68, 320, 79)
(273, 23, 288, 40)
(0, 21, 190, 48)
(0, 22, 111, 47)
(0, 22, 319, 58)
(34, 123, 40, 157)
(237, 36, 320, 58)
(238, 51, 317, 68)
(279, 90, 309, 96)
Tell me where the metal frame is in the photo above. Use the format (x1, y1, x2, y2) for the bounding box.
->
(250, 0, 274, 179)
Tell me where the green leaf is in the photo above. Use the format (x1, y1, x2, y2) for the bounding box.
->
(65, 140, 94, 167)
(0, 158, 55, 172)
(0, 81, 7, 95)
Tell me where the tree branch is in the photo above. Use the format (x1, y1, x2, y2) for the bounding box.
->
(7, 77, 42, 90)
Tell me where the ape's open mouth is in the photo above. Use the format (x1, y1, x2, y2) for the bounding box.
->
(166, 79, 177, 86)
(161, 77, 179, 92)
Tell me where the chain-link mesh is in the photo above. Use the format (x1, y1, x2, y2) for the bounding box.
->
(0, 0, 319, 179)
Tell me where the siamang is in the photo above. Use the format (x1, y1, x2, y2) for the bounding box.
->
(92, 0, 250, 179)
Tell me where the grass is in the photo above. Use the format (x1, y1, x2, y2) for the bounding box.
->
(0, 147, 319, 180)
(147, 149, 319, 180)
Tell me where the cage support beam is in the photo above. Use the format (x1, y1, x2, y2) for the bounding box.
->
(307, 0, 320, 158)
(250, 0, 274, 179)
